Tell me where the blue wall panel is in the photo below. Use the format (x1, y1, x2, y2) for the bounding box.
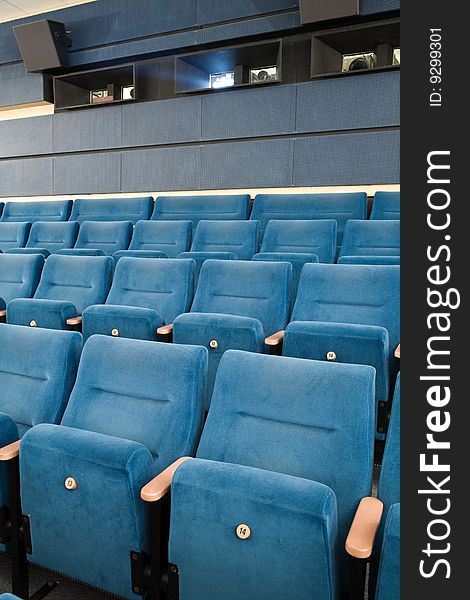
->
(0, 64, 47, 108)
(202, 85, 296, 140)
(0, 157, 53, 196)
(53, 106, 122, 153)
(121, 146, 201, 191)
(296, 71, 400, 133)
(362, 0, 400, 15)
(293, 130, 400, 186)
(122, 97, 201, 147)
(0, 115, 52, 158)
(53, 152, 121, 194)
(196, 0, 297, 24)
(200, 139, 294, 189)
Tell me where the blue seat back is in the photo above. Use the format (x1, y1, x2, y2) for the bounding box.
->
(190, 220, 259, 259)
(370, 192, 400, 220)
(152, 195, 250, 232)
(74, 221, 133, 255)
(61, 336, 208, 471)
(292, 264, 400, 355)
(70, 197, 154, 223)
(251, 193, 367, 245)
(129, 220, 192, 256)
(197, 350, 375, 567)
(378, 374, 400, 513)
(26, 221, 80, 253)
(192, 259, 292, 334)
(0, 325, 81, 437)
(0, 222, 31, 251)
(260, 219, 337, 263)
(339, 220, 400, 259)
(34, 255, 113, 314)
(0, 200, 72, 222)
(0, 253, 44, 306)
(375, 504, 400, 600)
(107, 258, 195, 323)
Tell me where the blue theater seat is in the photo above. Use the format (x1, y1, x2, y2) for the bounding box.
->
(19, 336, 208, 600)
(172, 260, 292, 406)
(0, 222, 31, 252)
(0, 325, 81, 547)
(162, 351, 377, 599)
(152, 195, 250, 233)
(113, 220, 192, 263)
(250, 193, 367, 251)
(0, 594, 21, 599)
(370, 192, 400, 220)
(253, 219, 336, 292)
(178, 220, 259, 276)
(5, 221, 80, 258)
(57, 221, 133, 256)
(0, 254, 44, 315)
(374, 504, 400, 600)
(280, 264, 400, 436)
(0, 200, 72, 223)
(7, 255, 113, 330)
(70, 196, 154, 223)
(82, 258, 195, 341)
(338, 220, 400, 265)
(0, 202, 3, 218)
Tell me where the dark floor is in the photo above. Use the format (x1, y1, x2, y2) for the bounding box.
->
(0, 552, 112, 599)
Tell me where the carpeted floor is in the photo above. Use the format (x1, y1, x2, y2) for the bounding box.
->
(0, 552, 113, 599)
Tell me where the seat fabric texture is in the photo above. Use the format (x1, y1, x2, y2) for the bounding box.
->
(338, 220, 400, 265)
(370, 192, 400, 220)
(0, 222, 31, 252)
(0, 201, 72, 223)
(70, 197, 153, 223)
(0, 253, 44, 311)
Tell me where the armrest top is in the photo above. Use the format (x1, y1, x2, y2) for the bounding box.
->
(157, 323, 174, 335)
(66, 316, 82, 326)
(345, 497, 384, 559)
(0, 309, 6, 318)
(395, 344, 400, 358)
(0, 440, 20, 461)
(141, 456, 192, 502)
(265, 330, 285, 346)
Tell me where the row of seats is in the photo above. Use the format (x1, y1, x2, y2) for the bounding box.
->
(0, 219, 400, 289)
(0, 326, 399, 600)
(0, 254, 399, 430)
(0, 191, 400, 234)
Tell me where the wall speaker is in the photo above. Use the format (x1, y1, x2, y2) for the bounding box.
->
(299, 0, 360, 24)
(13, 20, 71, 73)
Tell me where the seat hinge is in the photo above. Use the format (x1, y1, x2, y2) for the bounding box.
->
(167, 564, 179, 600)
(0, 505, 11, 544)
(376, 399, 389, 434)
(130, 550, 151, 597)
(21, 514, 33, 554)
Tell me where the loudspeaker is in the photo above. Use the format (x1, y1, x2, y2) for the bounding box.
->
(299, 0, 360, 24)
(13, 20, 71, 73)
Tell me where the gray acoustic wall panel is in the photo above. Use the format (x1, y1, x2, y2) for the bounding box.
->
(53, 105, 122, 153)
(53, 152, 121, 194)
(0, 157, 53, 196)
(293, 130, 400, 185)
(0, 115, 52, 158)
(199, 139, 294, 189)
(122, 96, 201, 147)
(202, 85, 297, 141)
(121, 146, 201, 192)
(0, 63, 47, 108)
(296, 71, 400, 133)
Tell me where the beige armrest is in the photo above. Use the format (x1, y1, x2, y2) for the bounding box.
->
(157, 323, 174, 336)
(0, 440, 20, 462)
(0, 309, 6, 318)
(141, 457, 192, 502)
(66, 316, 82, 326)
(265, 330, 285, 346)
(345, 497, 384, 559)
(395, 344, 400, 358)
